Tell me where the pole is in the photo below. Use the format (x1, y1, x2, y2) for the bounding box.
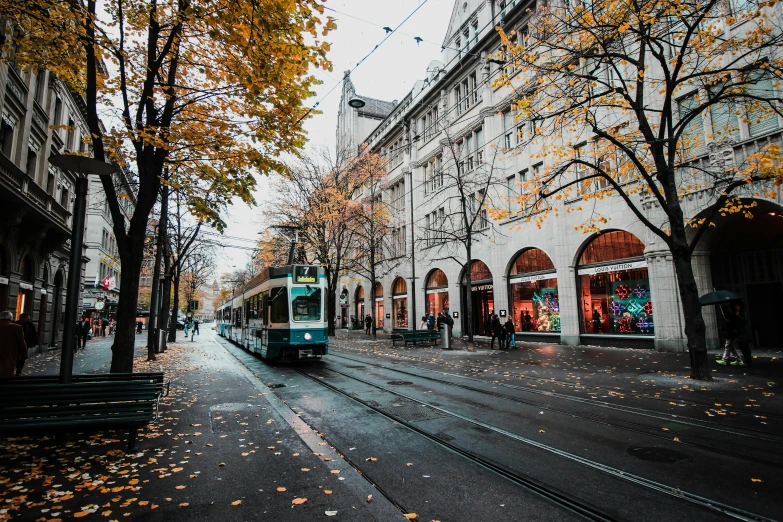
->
(408, 169, 416, 331)
(148, 182, 168, 355)
(59, 176, 88, 383)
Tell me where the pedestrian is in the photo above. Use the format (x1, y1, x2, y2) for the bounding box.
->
(0, 311, 27, 376)
(717, 303, 746, 366)
(77, 315, 91, 350)
(591, 309, 602, 333)
(419, 315, 428, 330)
(436, 312, 443, 331)
(109, 319, 116, 335)
(490, 314, 502, 350)
(523, 310, 532, 332)
(427, 313, 436, 331)
(136, 321, 143, 334)
(194, 319, 200, 336)
(503, 317, 516, 350)
(364, 314, 372, 335)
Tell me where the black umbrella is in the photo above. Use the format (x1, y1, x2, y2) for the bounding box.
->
(699, 290, 741, 306)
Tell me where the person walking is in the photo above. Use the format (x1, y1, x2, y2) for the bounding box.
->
(194, 319, 200, 336)
(419, 315, 427, 330)
(15, 313, 36, 374)
(101, 317, 108, 337)
(364, 314, 372, 335)
(490, 314, 502, 350)
(717, 303, 746, 366)
(77, 315, 91, 350)
(503, 317, 516, 350)
(0, 311, 27, 376)
(427, 313, 436, 331)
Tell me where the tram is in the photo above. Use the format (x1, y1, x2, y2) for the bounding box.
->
(215, 265, 328, 360)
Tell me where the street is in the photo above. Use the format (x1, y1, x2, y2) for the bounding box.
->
(1, 330, 781, 521)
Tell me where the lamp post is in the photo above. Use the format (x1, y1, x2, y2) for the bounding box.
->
(48, 154, 117, 383)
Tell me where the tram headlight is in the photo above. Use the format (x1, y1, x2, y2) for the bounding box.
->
(304, 332, 312, 341)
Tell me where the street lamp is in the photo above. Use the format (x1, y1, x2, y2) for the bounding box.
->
(48, 154, 118, 383)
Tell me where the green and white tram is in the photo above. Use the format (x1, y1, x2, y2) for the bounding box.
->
(215, 265, 328, 360)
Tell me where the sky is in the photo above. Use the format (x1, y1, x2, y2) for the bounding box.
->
(212, 0, 455, 278)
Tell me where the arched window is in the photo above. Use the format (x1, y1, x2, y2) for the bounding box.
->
(425, 269, 449, 318)
(460, 260, 494, 336)
(508, 249, 559, 333)
(392, 277, 407, 295)
(576, 231, 652, 336)
(462, 260, 492, 282)
(426, 269, 448, 288)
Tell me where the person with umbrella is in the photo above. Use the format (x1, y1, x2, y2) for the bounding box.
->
(717, 302, 747, 366)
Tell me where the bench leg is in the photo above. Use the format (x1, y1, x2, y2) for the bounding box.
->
(128, 427, 138, 450)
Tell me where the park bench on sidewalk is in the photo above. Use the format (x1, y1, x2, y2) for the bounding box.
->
(6, 372, 171, 397)
(391, 330, 440, 347)
(0, 373, 166, 450)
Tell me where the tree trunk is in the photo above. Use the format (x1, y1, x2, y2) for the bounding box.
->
(159, 250, 172, 353)
(464, 241, 474, 347)
(671, 246, 711, 380)
(147, 185, 168, 358)
(110, 240, 145, 373)
(168, 274, 180, 342)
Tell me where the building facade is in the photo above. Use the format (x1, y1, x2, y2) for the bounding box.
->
(336, 0, 783, 352)
(0, 64, 89, 353)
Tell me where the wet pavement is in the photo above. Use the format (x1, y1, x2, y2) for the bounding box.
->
(2, 327, 781, 521)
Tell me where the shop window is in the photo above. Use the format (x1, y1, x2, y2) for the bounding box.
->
(425, 269, 449, 318)
(392, 276, 408, 328)
(577, 231, 652, 335)
(509, 249, 559, 332)
(374, 282, 384, 328)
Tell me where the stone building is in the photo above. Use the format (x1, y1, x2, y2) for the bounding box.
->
(336, 0, 783, 352)
(0, 64, 88, 353)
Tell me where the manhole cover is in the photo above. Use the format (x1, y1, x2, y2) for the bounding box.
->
(387, 381, 413, 386)
(267, 383, 286, 389)
(627, 447, 692, 464)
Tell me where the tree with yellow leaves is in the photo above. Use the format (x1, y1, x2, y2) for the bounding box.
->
(493, 0, 782, 379)
(1, 0, 334, 371)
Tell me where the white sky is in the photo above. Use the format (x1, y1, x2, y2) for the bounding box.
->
(213, 0, 454, 278)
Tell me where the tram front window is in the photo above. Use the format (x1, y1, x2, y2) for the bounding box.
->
(291, 286, 322, 322)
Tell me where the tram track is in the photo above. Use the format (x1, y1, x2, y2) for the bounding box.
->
(327, 353, 783, 465)
(331, 348, 782, 422)
(295, 363, 776, 522)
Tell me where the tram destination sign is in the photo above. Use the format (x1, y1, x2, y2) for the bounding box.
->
(294, 266, 318, 284)
(577, 260, 647, 276)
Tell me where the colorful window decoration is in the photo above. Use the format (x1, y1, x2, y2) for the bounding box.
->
(609, 280, 654, 334)
(531, 289, 560, 332)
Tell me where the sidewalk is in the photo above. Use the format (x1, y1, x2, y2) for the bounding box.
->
(0, 332, 400, 521)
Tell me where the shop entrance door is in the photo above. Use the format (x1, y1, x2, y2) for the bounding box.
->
(746, 282, 783, 348)
(461, 286, 494, 336)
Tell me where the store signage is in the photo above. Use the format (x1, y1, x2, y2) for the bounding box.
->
(472, 284, 493, 292)
(452, 311, 459, 318)
(293, 266, 317, 284)
(375, 297, 384, 301)
(499, 310, 506, 317)
(577, 260, 647, 276)
(426, 287, 449, 294)
(392, 294, 408, 300)
(0, 277, 8, 285)
(385, 313, 391, 319)
(509, 271, 556, 284)
(19, 282, 33, 290)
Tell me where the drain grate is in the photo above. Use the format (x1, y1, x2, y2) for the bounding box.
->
(267, 383, 286, 389)
(387, 381, 413, 386)
(627, 447, 692, 464)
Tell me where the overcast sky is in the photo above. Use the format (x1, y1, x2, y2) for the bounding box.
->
(212, 0, 454, 278)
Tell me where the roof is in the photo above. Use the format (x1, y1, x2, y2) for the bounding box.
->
(357, 96, 397, 119)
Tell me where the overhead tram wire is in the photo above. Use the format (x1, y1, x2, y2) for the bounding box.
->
(292, 0, 434, 129)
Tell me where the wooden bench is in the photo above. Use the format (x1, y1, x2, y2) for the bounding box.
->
(4, 372, 170, 398)
(0, 378, 163, 450)
(391, 330, 441, 346)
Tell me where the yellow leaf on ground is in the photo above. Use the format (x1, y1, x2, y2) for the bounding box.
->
(179, 503, 189, 507)
(74, 512, 90, 518)
(330, 470, 340, 474)
(231, 500, 242, 506)
(138, 501, 149, 506)
(292, 498, 307, 505)
(277, 487, 287, 492)
(324, 490, 332, 495)
(175, 485, 186, 490)
(172, 468, 183, 472)
(241, 453, 250, 457)
(751, 478, 763, 483)
(404, 514, 417, 520)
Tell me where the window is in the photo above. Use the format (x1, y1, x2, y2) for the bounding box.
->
(425, 214, 431, 246)
(462, 78, 470, 113)
(466, 135, 474, 171)
(471, 73, 478, 104)
(1, 119, 15, 157)
(46, 171, 55, 196)
(53, 97, 62, 126)
(507, 175, 517, 212)
(291, 286, 322, 322)
(476, 127, 484, 164)
(746, 75, 779, 138)
(471, 21, 479, 48)
(463, 29, 470, 51)
(25, 147, 37, 177)
(438, 208, 445, 241)
(456, 38, 461, 59)
(34, 74, 45, 104)
(504, 111, 515, 150)
(269, 287, 289, 323)
(60, 183, 70, 208)
(678, 93, 705, 157)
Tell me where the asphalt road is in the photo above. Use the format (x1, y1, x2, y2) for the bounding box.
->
(212, 331, 782, 522)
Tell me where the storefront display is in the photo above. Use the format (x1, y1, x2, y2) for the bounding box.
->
(460, 261, 494, 336)
(577, 231, 653, 336)
(508, 249, 560, 332)
(392, 278, 408, 328)
(374, 282, 384, 328)
(425, 269, 449, 317)
(355, 286, 365, 325)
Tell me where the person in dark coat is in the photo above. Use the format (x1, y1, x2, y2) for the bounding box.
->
(490, 314, 502, 350)
(364, 314, 372, 335)
(15, 313, 36, 375)
(427, 313, 436, 330)
(77, 315, 91, 350)
(1, 311, 27, 376)
(503, 317, 516, 350)
(101, 318, 108, 336)
(717, 303, 746, 366)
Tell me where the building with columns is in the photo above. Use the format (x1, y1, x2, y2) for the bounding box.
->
(335, 0, 783, 352)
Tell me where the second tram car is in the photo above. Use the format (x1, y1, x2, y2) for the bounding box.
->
(215, 265, 328, 360)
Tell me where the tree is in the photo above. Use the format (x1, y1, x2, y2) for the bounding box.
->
(423, 126, 510, 348)
(263, 147, 367, 336)
(2, 0, 335, 372)
(345, 151, 402, 339)
(495, 0, 782, 379)
(181, 249, 216, 317)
